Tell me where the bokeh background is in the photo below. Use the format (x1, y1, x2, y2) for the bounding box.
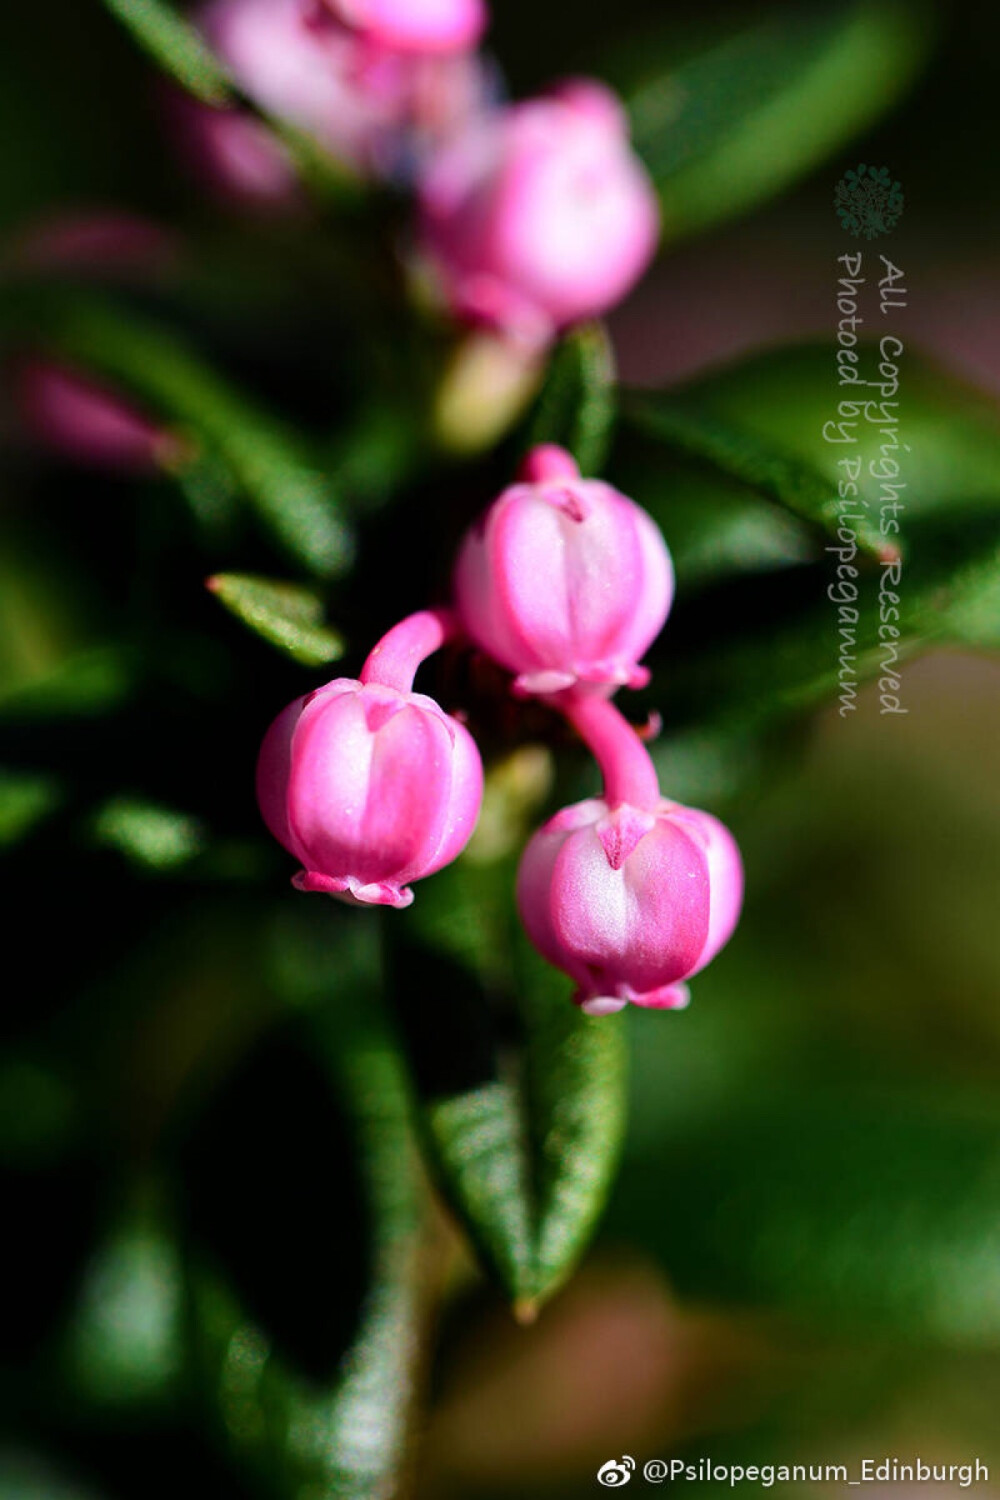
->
(3, 2, 1000, 1498)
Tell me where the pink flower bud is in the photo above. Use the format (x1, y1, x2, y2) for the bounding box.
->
(418, 80, 660, 346)
(166, 90, 302, 211)
(256, 612, 483, 907)
(192, 0, 487, 186)
(516, 692, 743, 1015)
(9, 211, 178, 280)
(516, 796, 743, 1016)
(319, 0, 486, 53)
(198, 0, 408, 174)
(454, 445, 673, 694)
(13, 359, 178, 475)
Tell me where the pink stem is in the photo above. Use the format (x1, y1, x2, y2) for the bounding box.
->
(558, 690, 661, 810)
(517, 443, 581, 484)
(360, 607, 460, 692)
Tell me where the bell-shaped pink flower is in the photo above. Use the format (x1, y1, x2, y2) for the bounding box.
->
(256, 611, 483, 908)
(418, 79, 660, 347)
(517, 797, 743, 1016)
(319, 0, 487, 53)
(516, 691, 743, 1014)
(454, 444, 673, 695)
(13, 359, 180, 475)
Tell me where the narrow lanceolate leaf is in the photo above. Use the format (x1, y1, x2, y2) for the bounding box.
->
(622, 346, 1000, 562)
(423, 1083, 535, 1304)
(621, 2, 932, 240)
(396, 855, 628, 1313)
(527, 322, 616, 476)
(518, 934, 628, 1312)
(183, 909, 425, 1500)
(101, 0, 233, 105)
(657, 514, 1000, 735)
(42, 298, 353, 577)
(207, 574, 345, 666)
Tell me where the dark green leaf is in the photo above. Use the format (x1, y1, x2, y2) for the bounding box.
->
(424, 1081, 535, 1306)
(41, 298, 354, 578)
(623, 345, 1000, 561)
(527, 322, 616, 475)
(208, 573, 345, 666)
(101, 0, 363, 199)
(623, 2, 932, 240)
(399, 853, 628, 1312)
(184, 909, 424, 1500)
(518, 933, 628, 1310)
(100, 0, 233, 105)
(658, 514, 1000, 734)
(0, 648, 133, 723)
(0, 768, 63, 846)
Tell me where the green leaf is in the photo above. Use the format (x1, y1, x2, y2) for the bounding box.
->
(657, 514, 1000, 734)
(91, 796, 206, 871)
(0, 647, 133, 723)
(624, 2, 932, 240)
(623, 345, 1000, 562)
(0, 768, 63, 846)
(527, 322, 616, 475)
(40, 298, 354, 578)
(208, 573, 345, 666)
(184, 910, 425, 1500)
(518, 933, 628, 1311)
(100, 0, 362, 199)
(424, 1081, 535, 1306)
(101, 0, 233, 105)
(397, 855, 628, 1313)
(618, 1087, 1000, 1342)
(60, 1190, 184, 1410)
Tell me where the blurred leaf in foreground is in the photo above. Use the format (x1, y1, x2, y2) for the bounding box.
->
(624, 345, 1000, 560)
(101, 0, 233, 106)
(37, 297, 354, 578)
(181, 908, 425, 1500)
(622, 1, 932, 241)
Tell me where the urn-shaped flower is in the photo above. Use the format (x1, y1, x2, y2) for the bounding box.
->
(517, 797, 743, 1014)
(257, 677, 483, 907)
(454, 445, 673, 694)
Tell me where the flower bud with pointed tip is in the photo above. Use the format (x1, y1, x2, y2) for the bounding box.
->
(516, 796, 743, 1015)
(454, 445, 673, 694)
(14, 359, 180, 475)
(418, 80, 659, 347)
(257, 677, 483, 908)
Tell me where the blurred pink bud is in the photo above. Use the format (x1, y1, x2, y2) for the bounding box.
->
(8, 211, 178, 280)
(13, 359, 179, 475)
(195, 0, 480, 182)
(167, 90, 302, 211)
(256, 611, 483, 907)
(320, 0, 487, 53)
(454, 445, 673, 694)
(517, 797, 743, 1016)
(418, 80, 660, 347)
